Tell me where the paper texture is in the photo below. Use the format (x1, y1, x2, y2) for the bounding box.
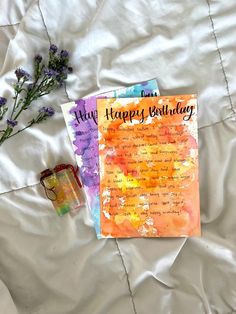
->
(97, 95, 200, 238)
(61, 79, 160, 237)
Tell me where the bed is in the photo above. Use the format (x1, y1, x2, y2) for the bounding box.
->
(0, 1, 236, 313)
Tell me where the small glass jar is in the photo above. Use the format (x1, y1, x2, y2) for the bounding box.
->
(40, 164, 84, 216)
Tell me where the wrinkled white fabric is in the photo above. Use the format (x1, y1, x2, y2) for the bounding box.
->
(0, 280, 18, 314)
(0, 0, 236, 313)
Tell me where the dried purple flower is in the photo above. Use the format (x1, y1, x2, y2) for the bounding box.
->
(34, 54, 42, 63)
(0, 44, 73, 146)
(67, 66, 73, 73)
(0, 97, 7, 107)
(60, 50, 69, 58)
(7, 119, 18, 127)
(49, 44, 58, 54)
(44, 68, 58, 78)
(15, 68, 31, 81)
(55, 66, 68, 81)
(27, 83, 34, 91)
(39, 106, 55, 117)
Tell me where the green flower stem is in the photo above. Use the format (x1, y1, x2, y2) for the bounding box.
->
(0, 107, 3, 120)
(27, 75, 50, 101)
(10, 80, 25, 119)
(0, 126, 13, 145)
(13, 99, 30, 120)
(10, 90, 19, 119)
(34, 63, 44, 83)
(36, 75, 49, 89)
(6, 121, 34, 140)
(12, 75, 50, 121)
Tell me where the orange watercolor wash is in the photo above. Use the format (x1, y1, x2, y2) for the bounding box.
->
(97, 95, 201, 238)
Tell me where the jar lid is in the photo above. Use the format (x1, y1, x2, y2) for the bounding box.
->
(40, 168, 53, 180)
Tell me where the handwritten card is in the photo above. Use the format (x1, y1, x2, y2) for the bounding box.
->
(61, 79, 160, 237)
(97, 95, 200, 238)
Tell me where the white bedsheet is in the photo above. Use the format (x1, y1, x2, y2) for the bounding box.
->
(0, 1, 236, 313)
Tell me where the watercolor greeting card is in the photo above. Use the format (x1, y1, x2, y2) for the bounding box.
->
(97, 95, 200, 238)
(61, 79, 160, 237)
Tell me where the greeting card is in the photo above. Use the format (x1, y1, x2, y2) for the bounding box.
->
(97, 95, 200, 238)
(61, 79, 160, 237)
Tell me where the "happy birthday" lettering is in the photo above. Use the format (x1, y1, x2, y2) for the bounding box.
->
(74, 109, 98, 125)
(104, 102, 195, 123)
(105, 107, 145, 123)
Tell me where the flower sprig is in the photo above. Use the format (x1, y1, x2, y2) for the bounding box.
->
(0, 97, 8, 121)
(0, 44, 73, 146)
